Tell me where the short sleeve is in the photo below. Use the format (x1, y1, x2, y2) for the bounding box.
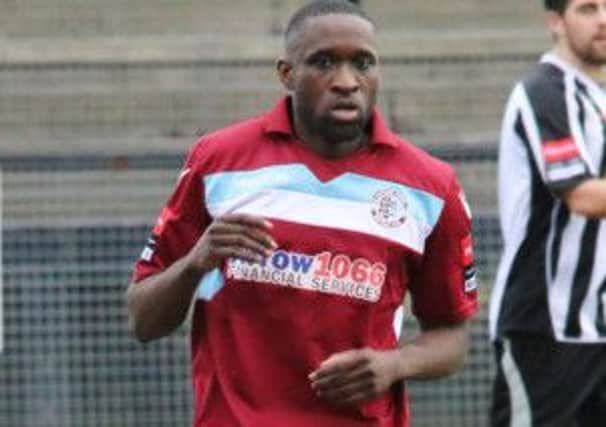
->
(522, 69, 593, 193)
(131, 144, 209, 283)
(408, 175, 478, 324)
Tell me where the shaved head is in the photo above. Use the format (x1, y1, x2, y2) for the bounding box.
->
(284, 0, 374, 56)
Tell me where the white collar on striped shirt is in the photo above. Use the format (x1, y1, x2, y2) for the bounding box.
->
(541, 52, 606, 115)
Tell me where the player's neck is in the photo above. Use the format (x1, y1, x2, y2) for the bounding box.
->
(288, 103, 370, 159)
(553, 46, 606, 85)
(296, 126, 368, 159)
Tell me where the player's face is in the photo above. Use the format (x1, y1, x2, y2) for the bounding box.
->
(280, 14, 379, 145)
(554, 0, 606, 67)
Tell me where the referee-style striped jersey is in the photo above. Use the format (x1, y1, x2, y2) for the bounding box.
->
(489, 53, 606, 343)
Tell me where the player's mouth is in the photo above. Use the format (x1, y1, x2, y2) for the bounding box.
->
(329, 101, 361, 122)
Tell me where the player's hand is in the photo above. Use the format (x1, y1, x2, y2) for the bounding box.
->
(309, 348, 402, 406)
(186, 213, 277, 275)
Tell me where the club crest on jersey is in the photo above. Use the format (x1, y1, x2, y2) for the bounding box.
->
(371, 188, 408, 228)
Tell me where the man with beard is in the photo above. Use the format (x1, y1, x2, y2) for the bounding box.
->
(127, 1, 477, 426)
(489, 1, 606, 425)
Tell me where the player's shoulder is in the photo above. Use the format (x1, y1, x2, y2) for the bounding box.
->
(520, 60, 565, 100)
(388, 136, 457, 197)
(197, 114, 266, 152)
(185, 114, 267, 170)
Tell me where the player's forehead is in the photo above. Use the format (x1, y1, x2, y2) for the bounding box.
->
(293, 13, 377, 58)
(568, 0, 605, 9)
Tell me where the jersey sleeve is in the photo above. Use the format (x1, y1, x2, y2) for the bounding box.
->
(408, 175, 478, 324)
(131, 143, 209, 283)
(522, 70, 594, 193)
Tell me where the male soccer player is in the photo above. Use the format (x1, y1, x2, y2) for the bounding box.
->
(489, 1, 606, 425)
(127, 1, 477, 426)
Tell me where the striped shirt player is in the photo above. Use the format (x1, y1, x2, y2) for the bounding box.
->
(132, 97, 478, 427)
(489, 51, 606, 426)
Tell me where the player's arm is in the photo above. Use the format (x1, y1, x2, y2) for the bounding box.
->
(395, 318, 470, 379)
(561, 178, 606, 218)
(127, 214, 277, 342)
(308, 319, 469, 406)
(519, 71, 605, 218)
(126, 246, 205, 343)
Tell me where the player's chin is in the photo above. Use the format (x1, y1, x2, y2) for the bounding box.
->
(320, 118, 365, 142)
(325, 125, 364, 143)
(586, 47, 606, 65)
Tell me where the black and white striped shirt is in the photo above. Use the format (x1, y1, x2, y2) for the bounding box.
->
(489, 53, 606, 343)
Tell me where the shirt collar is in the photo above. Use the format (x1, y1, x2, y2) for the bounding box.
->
(542, 52, 604, 95)
(542, 52, 606, 114)
(262, 96, 399, 148)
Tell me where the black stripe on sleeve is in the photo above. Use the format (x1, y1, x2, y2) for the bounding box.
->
(596, 277, 606, 335)
(549, 203, 570, 282)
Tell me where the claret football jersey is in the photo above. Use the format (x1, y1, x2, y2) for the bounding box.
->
(133, 97, 477, 427)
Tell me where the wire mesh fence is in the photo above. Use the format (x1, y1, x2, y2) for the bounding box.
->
(0, 1, 547, 425)
(0, 148, 500, 427)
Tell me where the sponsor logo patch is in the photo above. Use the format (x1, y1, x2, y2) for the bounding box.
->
(542, 137, 580, 164)
(464, 266, 478, 293)
(226, 250, 387, 302)
(545, 158, 587, 182)
(140, 235, 157, 262)
(371, 188, 408, 228)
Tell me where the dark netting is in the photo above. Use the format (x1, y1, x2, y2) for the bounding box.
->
(0, 148, 500, 427)
(1, 1, 547, 425)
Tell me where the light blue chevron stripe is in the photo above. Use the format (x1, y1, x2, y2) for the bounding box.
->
(197, 268, 224, 301)
(203, 164, 444, 228)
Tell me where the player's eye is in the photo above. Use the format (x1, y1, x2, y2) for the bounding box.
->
(353, 55, 376, 72)
(308, 53, 335, 70)
(577, 3, 598, 14)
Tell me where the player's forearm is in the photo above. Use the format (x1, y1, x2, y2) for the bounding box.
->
(127, 254, 202, 342)
(395, 321, 470, 381)
(563, 178, 606, 218)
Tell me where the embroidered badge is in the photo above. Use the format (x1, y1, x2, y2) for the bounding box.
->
(371, 189, 408, 228)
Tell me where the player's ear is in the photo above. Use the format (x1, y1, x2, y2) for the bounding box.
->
(546, 10, 564, 41)
(277, 58, 294, 92)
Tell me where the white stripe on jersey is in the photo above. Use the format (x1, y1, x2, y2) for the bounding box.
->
(548, 212, 586, 341)
(501, 340, 532, 427)
(546, 161, 588, 182)
(516, 84, 548, 181)
(207, 188, 433, 254)
(489, 89, 533, 341)
(548, 54, 598, 175)
(579, 223, 606, 340)
(563, 69, 597, 175)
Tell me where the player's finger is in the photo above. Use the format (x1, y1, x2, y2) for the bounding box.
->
(211, 246, 268, 264)
(320, 383, 377, 404)
(327, 386, 378, 406)
(220, 213, 274, 230)
(311, 365, 373, 392)
(212, 220, 277, 249)
(309, 349, 369, 380)
(210, 234, 275, 258)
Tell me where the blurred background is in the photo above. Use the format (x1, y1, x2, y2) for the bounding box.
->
(0, 1, 548, 426)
